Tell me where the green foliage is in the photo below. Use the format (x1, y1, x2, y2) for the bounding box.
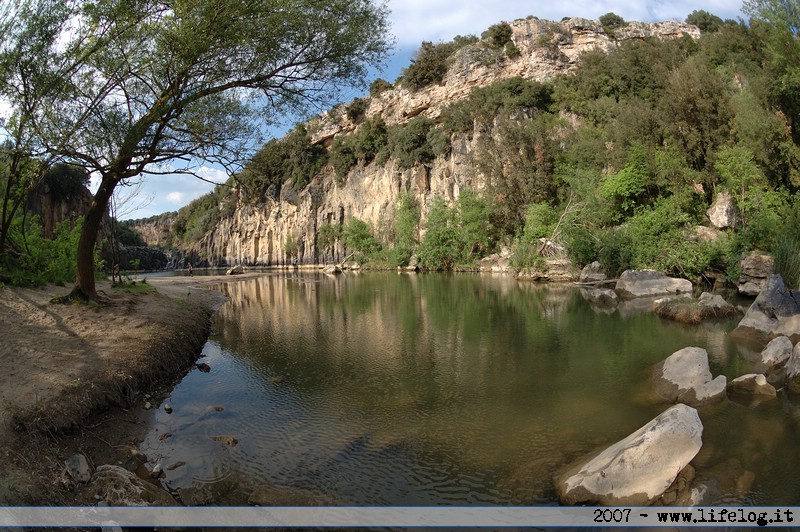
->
(0, 215, 82, 286)
(317, 223, 341, 259)
(387, 117, 437, 168)
(116, 223, 146, 247)
(284, 237, 299, 259)
(369, 78, 393, 97)
(600, 143, 651, 220)
(417, 198, 465, 270)
(772, 204, 800, 288)
(660, 57, 733, 169)
(482, 22, 514, 48)
(239, 124, 327, 199)
(441, 77, 554, 134)
(510, 202, 559, 269)
(41, 164, 89, 202)
(713, 145, 768, 224)
(346, 98, 368, 123)
(599, 12, 626, 35)
(342, 217, 381, 261)
(383, 193, 419, 266)
(330, 135, 358, 180)
(401, 36, 478, 90)
(456, 190, 492, 259)
(686, 10, 725, 33)
(600, 12, 625, 28)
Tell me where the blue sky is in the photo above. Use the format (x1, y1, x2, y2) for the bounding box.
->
(115, 0, 746, 220)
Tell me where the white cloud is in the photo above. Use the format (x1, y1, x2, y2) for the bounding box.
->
(166, 191, 185, 204)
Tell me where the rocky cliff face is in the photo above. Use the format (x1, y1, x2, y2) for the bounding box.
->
(145, 17, 700, 267)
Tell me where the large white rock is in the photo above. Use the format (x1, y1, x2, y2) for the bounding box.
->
(555, 404, 703, 506)
(652, 347, 726, 405)
(706, 190, 741, 229)
(759, 336, 793, 371)
(615, 270, 693, 299)
(731, 275, 800, 346)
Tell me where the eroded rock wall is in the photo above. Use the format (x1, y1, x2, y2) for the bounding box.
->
(176, 18, 700, 267)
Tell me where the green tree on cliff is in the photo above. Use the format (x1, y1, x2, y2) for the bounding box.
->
(3, 0, 392, 300)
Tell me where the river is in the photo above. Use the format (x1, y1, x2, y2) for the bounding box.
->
(139, 271, 800, 506)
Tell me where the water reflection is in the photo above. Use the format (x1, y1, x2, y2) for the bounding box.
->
(140, 272, 800, 506)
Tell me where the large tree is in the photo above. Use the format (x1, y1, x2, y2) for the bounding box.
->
(7, 0, 391, 300)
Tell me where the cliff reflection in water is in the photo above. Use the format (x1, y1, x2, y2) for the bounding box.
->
(139, 272, 800, 506)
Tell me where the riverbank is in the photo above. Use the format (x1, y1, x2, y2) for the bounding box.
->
(0, 274, 262, 505)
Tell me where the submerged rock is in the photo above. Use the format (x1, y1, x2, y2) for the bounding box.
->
(248, 484, 334, 506)
(654, 294, 739, 325)
(615, 269, 692, 299)
(727, 374, 777, 397)
(555, 404, 703, 506)
(210, 435, 238, 447)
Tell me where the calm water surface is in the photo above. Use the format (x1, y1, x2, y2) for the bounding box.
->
(141, 272, 800, 505)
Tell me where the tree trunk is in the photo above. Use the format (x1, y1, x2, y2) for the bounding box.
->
(71, 174, 117, 300)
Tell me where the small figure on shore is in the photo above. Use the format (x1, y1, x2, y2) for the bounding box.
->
(187, 262, 193, 276)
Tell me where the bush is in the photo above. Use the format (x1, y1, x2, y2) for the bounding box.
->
(369, 78, 393, 97)
(599, 12, 625, 30)
(346, 98, 368, 123)
(387, 117, 437, 168)
(417, 198, 465, 270)
(342, 217, 381, 261)
(0, 215, 82, 286)
(401, 36, 478, 90)
(482, 22, 513, 48)
(330, 135, 358, 180)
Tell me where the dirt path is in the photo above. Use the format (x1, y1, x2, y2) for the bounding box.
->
(0, 274, 257, 505)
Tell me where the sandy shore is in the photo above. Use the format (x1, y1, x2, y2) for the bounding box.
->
(0, 273, 264, 505)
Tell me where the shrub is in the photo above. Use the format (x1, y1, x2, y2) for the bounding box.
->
(599, 12, 625, 30)
(342, 217, 381, 261)
(369, 78, 393, 97)
(482, 22, 513, 48)
(387, 117, 437, 168)
(1, 215, 83, 286)
(346, 98, 368, 123)
(401, 36, 478, 90)
(417, 198, 465, 270)
(330, 135, 358, 180)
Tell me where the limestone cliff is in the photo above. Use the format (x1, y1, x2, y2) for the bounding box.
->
(135, 17, 700, 267)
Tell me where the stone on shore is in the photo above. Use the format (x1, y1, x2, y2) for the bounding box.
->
(652, 347, 727, 406)
(738, 252, 774, 296)
(90, 465, 177, 506)
(555, 404, 703, 506)
(615, 269, 692, 299)
(727, 374, 777, 397)
(65, 453, 92, 483)
(580, 288, 618, 309)
(226, 264, 244, 275)
(579, 261, 607, 283)
(731, 275, 800, 346)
